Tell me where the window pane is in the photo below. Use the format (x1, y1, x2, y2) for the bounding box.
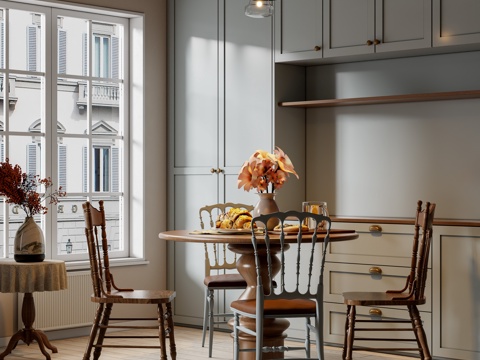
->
(9, 74, 44, 133)
(9, 10, 45, 72)
(91, 81, 122, 135)
(58, 16, 88, 77)
(60, 137, 88, 193)
(8, 135, 45, 179)
(58, 77, 88, 135)
(56, 196, 87, 255)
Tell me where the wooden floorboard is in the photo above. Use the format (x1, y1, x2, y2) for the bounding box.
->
(0, 325, 414, 359)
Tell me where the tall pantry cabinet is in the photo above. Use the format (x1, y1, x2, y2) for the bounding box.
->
(167, 0, 274, 326)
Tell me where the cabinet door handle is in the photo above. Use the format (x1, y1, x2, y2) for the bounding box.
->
(369, 308, 383, 316)
(210, 168, 217, 174)
(369, 225, 382, 232)
(366, 40, 373, 46)
(216, 168, 224, 173)
(314, 45, 321, 51)
(210, 168, 223, 174)
(369, 266, 382, 275)
(373, 39, 381, 45)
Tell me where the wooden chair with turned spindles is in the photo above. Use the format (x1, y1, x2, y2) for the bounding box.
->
(342, 200, 436, 360)
(82, 200, 176, 360)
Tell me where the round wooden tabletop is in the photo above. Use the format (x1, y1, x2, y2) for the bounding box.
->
(158, 229, 358, 244)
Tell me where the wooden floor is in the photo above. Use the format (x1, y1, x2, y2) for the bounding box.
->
(0, 326, 414, 360)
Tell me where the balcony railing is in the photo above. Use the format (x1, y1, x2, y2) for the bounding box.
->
(76, 82, 120, 109)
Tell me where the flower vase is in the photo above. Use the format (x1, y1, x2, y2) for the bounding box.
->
(14, 217, 45, 262)
(252, 193, 280, 230)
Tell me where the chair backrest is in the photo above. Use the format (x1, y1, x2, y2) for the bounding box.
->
(401, 200, 436, 301)
(199, 202, 254, 276)
(82, 200, 113, 298)
(250, 210, 331, 305)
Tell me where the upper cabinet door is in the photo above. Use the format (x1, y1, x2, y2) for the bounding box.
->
(323, 0, 375, 58)
(174, 0, 219, 169)
(375, 0, 431, 53)
(276, 0, 323, 62)
(433, 0, 480, 47)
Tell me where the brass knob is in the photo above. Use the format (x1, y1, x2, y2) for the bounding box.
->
(210, 168, 217, 174)
(366, 40, 373, 46)
(369, 308, 382, 316)
(369, 225, 382, 232)
(216, 168, 224, 173)
(374, 39, 381, 45)
(369, 266, 382, 275)
(314, 45, 321, 51)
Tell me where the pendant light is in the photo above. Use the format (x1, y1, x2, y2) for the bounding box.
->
(245, 0, 274, 18)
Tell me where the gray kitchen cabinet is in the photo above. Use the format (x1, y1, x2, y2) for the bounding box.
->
(433, 0, 480, 47)
(275, 0, 323, 63)
(168, 0, 273, 327)
(431, 225, 480, 360)
(323, 0, 431, 58)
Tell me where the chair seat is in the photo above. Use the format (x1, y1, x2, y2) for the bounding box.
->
(231, 298, 317, 316)
(204, 273, 247, 288)
(92, 289, 176, 304)
(343, 291, 426, 306)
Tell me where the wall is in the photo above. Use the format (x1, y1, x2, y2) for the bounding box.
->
(304, 51, 480, 219)
(0, 0, 167, 341)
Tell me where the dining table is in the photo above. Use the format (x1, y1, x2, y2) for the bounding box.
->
(159, 228, 358, 360)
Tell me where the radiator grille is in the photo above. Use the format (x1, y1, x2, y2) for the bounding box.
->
(18, 271, 97, 331)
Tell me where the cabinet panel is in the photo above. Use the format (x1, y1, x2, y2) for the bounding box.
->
(276, 0, 323, 62)
(323, 0, 375, 58)
(173, 0, 219, 168)
(325, 262, 432, 312)
(376, 0, 431, 53)
(324, 302, 432, 348)
(433, 0, 480, 47)
(225, 0, 273, 168)
(432, 226, 480, 359)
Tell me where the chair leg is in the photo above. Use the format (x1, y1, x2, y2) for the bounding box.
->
(343, 305, 355, 360)
(83, 303, 104, 360)
(305, 317, 311, 358)
(93, 303, 112, 360)
(158, 304, 168, 360)
(233, 313, 239, 360)
(408, 305, 431, 360)
(201, 287, 208, 348)
(207, 288, 214, 358)
(165, 302, 177, 360)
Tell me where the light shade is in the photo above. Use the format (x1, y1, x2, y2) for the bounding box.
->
(245, 0, 274, 18)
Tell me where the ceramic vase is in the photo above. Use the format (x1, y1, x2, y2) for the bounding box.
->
(14, 217, 45, 262)
(252, 192, 280, 230)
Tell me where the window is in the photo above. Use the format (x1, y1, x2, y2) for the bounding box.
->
(0, 2, 136, 262)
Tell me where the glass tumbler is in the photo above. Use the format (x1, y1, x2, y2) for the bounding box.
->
(302, 201, 329, 230)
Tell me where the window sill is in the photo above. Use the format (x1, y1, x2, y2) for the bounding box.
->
(65, 257, 149, 272)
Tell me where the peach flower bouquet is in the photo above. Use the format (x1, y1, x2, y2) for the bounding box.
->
(238, 147, 299, 193)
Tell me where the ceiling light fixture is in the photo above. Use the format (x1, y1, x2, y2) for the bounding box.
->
(245, 0, 274, 18)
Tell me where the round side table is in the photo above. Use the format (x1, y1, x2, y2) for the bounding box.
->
(0, 259, 67, 360)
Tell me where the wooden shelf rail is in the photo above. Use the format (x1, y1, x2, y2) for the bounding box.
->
(278, 89, 480, 108)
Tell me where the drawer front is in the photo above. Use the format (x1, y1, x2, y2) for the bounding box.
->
(325, 262, 432, 312)
(330, 222, 432, 267)
(324, 302, 432, 349)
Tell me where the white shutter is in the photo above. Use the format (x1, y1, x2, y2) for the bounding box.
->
(111, 146, 119, 192)
(0, 142, 4, 162)
(82, 146, 88, 192)
(1, 22, 5, 69)
(26, 143, 38, 176)
(58, 29, 67, 74)
(27, 25, 37, 72)
(82, 33, 88, 76)
(111, 36, 119, 79)
(58, 144, 67, 191)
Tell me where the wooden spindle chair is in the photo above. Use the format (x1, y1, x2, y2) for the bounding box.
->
(82, 201, 176, 360)
(342, 200, 436, 360)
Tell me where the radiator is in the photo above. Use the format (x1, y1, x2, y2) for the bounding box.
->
(18, 271, 97, 331)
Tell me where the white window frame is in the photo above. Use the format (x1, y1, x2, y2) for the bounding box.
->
(0, 0, 146, 267)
